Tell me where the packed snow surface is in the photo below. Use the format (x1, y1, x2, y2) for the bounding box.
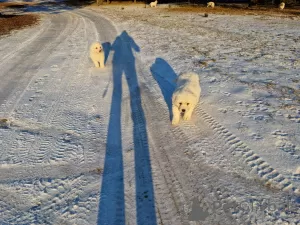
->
(0, 2, 299, 224)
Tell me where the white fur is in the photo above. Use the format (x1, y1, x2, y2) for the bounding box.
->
(279, 2, 285, 9)
(207, 2, 215, 8)
(150, 0, 158, 7)
(89, 42, 105, 68)
(172, 72, 201, 125)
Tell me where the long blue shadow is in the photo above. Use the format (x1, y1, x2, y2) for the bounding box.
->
(150, 58, 177, 120)
(102, 42, 111, 65)
(98, 31, 157, 225)
(101, 42, 112, 98)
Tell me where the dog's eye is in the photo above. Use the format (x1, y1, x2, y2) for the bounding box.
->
(187, 103, 189, 106)
(95, 47, 98, 49)
(179, 102, 182, 105)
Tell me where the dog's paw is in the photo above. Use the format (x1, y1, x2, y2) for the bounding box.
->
(171, 119, 179, 125)
(183, 115, 191, 121)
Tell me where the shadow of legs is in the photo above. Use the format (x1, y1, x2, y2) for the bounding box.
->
(125, 62, 157, 225)
(97, 65, 125, 225)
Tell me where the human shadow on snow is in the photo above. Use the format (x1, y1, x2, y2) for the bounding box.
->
(150, 58, 177, 121)
(97, 31, 157, 225)
(100, 42, 112, 98)
(101, 42, 111, 65)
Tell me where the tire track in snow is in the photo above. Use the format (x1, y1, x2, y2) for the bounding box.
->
(143, 83, 299, 224)
(0, 17, 50, 65)
(138, 54, 300, 195)
(0, 13, 84, 166)
(171, 104, 300, 195)
(196, 108, 300, 194)
(0, 161, 102, 182)
(29, 14, 83, 164)
(79, 9, 296, 223)
(0, 11, 115, 224)
(0, 13, 72, 116)
(77, 9, 169, 224)
(0, 9, 115, 178)
(0, 13, 75, 166)
(141, 82, 237, 224)
(0, 13, 83, 164)
(135, 58, 300, 224)
(32, 13, 89, 165)
(74, 9, 142, 225)
(47, 10, 113, 167)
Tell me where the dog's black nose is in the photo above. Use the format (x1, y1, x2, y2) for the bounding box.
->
(182, 109, 186, 112)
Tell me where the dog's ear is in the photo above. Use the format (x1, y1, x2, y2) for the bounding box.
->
(172, 95, 177, 104)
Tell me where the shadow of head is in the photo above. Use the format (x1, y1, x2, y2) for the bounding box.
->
(111, 30, 140, 66)
(113, 30, 140, 53)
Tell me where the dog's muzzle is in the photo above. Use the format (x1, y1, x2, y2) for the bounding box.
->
(180, 109, 185, 116)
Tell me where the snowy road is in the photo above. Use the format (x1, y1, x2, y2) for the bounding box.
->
(0, 6, 299, 225)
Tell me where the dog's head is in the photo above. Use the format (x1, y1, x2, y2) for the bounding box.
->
(91, 42, 103, 54)
(172, 95, 193, 115)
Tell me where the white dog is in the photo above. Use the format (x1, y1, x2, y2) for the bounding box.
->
(279, 2, 285, 9)
(150, 0, 158, 7)
(172, 72, 201, 125)
(90, 42, 105, 68)
(207, 1, 215, 8)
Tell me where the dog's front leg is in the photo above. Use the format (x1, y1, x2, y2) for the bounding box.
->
(99, 60, 105, 68)
(172, 106, 180, 125)
(93, 60, 100, 68)
(183, 107, 194, 121)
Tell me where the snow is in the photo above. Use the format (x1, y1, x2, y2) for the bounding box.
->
(0, 2, 300, 224)
(96, 4, 300, 176)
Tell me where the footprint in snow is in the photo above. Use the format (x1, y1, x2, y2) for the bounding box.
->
(51, 65, 60, 72)
(250, 133, 262, 140)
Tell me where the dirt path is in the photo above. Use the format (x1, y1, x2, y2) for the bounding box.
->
(0, 7, 299, 225)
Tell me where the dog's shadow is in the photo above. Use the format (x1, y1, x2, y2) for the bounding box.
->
(150, 58, 177, 120)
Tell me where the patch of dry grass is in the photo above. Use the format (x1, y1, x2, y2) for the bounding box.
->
(0, 14, 39, 36)
(0, 2, 40, 36)
(165, 4, 300, 18)
(95, 1, 300, 18)
(0, 1, 37, 10)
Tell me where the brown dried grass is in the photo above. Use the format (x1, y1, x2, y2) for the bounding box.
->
(0, 14, 39, 36)
(0, 2, 37, 9)
(165, 5, 300, 17)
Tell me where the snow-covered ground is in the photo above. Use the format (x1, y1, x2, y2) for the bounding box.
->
(0, 2, 299, 224)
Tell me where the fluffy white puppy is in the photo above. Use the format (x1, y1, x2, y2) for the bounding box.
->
(207, 1, 215, 8)
(279, 2, 285, 9)
(172, 72, 201, 125)
(150, 0, 158, 7)
(90, 42, 105, 68)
